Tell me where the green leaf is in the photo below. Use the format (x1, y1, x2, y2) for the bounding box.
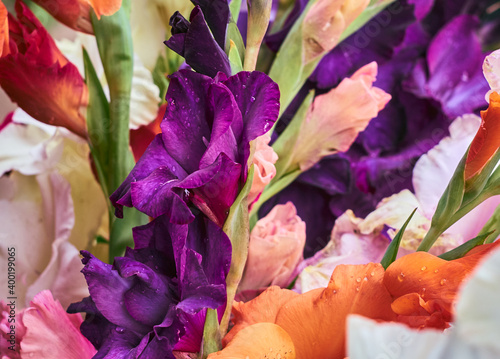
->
(226, 21, 245, 61)
(201, 308, 222, 358)
(152, 55, 170, 104)
(438, 231, 494, 261)
(380, 208, 417, 269)
(83, 47, 111, 204)
(219, 166, 254, 337)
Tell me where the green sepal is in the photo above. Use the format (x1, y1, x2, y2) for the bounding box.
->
(201, 308, 222, 358)
(438, 231, 494, 261)
(380, 208, 417, 270)
(229, 0, 243, 24)
(272, 90, 314, 178)
(478, 203, 500, 243)
(152, 55, 170, 104)
(219, 165, 254, 337)
(226, 21, 245, 61)
(228, 39, 244, 75)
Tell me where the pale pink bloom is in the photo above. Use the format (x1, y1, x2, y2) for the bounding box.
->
(239, 202, 306, 292)
(0, 290, 96, 359)
(248, 134, 278, 207)
(302, 0, 369, 64)
(293, 62, 391, 171)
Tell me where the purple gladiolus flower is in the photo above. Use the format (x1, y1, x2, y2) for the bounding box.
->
(166, 3, 231, 78)
(68, 214, 232, 358)
(111, 70, 279, 227)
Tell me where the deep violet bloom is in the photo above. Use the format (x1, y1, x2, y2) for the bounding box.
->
(111, 70, 279, 227)
(68, 214, 232, 358)
(261, 1, 493, 257)
(166, 1, 231, 78)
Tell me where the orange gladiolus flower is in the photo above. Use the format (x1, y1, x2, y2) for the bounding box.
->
(464, 91, 500, 180)
(29, 0, 122, 34)
(384, 240, 500, 329)
(218, 242, 500, 358)
(221, 263, 395, 359)
(0, 1, 87, 138)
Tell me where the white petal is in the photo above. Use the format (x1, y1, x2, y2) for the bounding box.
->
(483, 49, 500, 100)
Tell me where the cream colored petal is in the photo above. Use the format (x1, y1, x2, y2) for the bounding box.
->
(483, 49, 500, 102)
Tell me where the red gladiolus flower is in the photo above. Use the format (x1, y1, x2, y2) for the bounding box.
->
(0, 0, 87, 138)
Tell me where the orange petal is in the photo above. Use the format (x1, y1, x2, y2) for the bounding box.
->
(223, 286, 298, 347)
(30, 0, 93, 34)
(384, 241, 500, 328)
(87, 0, 122, 19)
(0, 1, 8, 57)
(275, 263, 396, 358)
(465, 91, 500, 180)
(209, 323, 296, 359)
(130, 103, 166, 162)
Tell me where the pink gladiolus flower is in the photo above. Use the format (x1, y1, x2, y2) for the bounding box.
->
(248, 134, 278, 207)
(292, 61, 391, 171)
(0, 290, 96, 359)
(239, 202, 306, 292)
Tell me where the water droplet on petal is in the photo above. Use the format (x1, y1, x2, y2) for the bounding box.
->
(434, 269, 439, 273)
(115, 327, 125, 334)
(250, 96, 256, 102)
(356, 278, 361, 283)
(421, 266, 427, 271)
(440, 279, 447, 286)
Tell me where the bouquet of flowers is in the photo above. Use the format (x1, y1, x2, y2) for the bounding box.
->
(1, 0, 500, 358)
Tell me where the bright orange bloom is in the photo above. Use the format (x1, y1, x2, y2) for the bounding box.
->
(0, 1, 87, 138)
(384, 241, 500, 329)
(130, 103, 165, 162)
(464, 91, 500, 180)
(29, 0, 122, 34)
(219, 242, 500, 358)
(222, 263, 395, 358)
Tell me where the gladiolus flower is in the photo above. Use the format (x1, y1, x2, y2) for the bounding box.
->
(29, 0, 122, 34)
(221, 263, 395, 358)
(302, 0, 369, 64)
(464, 91, 500, 180)
(0, 1, 7, 57)
(384, 241, 500, 329)
(291, 62, 391, 171)
(0, 290, 96, 358)
(239, 202, 306, 292)
(248, 134, 278, 207)
(0, 1, 87, 138)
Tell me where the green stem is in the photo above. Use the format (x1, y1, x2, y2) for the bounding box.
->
(201, 309, 222, 358)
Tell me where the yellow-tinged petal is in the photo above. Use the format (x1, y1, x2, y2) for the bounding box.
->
(209, 323, 296, 359)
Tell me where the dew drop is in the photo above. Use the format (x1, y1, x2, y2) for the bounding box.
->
(250, 96, 256, 102)
(370, 271, 375, 277)
(332, 290, 337, 294)
(434, 269, 439, 273)
(115, 327, 125, 334)
(356, 277, 361, 283)
(440, 279, 447, 286)
(356, 287, 360, 292)
(421, 266, 427, 271)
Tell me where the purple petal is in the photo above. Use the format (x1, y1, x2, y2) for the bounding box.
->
(130, 167, 193, 222)
(191, 0, 229, 49)
(166, 6, 231, 77)
(111, 135, 187, 218)
(79, 251, 150, 334)
(161, 70, 213, 173)
(114, 257, 174, 327)
(199, 83, 240, 168)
